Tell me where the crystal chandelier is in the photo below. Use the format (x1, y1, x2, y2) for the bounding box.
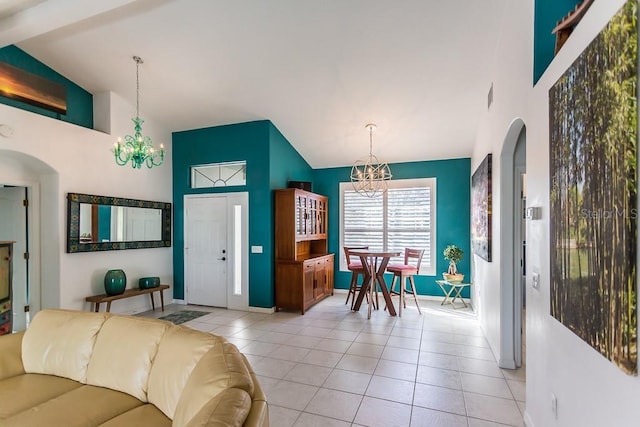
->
(114, 56, 165, 169)
(350, 123, 392, 197)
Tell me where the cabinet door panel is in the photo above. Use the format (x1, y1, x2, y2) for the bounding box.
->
(303, 262, 315, 304)
(324, 256, 334, 295)
(314, 260, 324, 298)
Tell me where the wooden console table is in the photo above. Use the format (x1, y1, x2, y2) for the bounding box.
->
(86, 285, 169, 313)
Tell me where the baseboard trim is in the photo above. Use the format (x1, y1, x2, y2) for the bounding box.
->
(173, 299, 187, 305)
(245, 306, 276, 314)
(499, 358, 517, 369)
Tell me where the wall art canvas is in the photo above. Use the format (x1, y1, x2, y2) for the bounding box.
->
(549, 0, 637, 375)
(0, 62, 66, 114)
(471, 153, 492, 262)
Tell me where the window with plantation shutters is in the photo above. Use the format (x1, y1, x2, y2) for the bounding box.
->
(340, 178, 436, 275)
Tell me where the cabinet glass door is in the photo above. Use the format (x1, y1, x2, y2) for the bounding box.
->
(317, 199, 327, 235)
(296, 195, 307, 236)
(308, 197, 317, 236)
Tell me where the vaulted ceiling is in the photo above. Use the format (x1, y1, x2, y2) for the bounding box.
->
(0, 0, 507, 168)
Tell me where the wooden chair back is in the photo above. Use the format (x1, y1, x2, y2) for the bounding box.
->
(403, 248, 425, 274)
(343, 246, 369, 267)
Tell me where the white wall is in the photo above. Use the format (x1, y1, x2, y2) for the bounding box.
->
(0, 92, 173, 316)
(471, 0, 532, 368)
(474, 0, 640, 426)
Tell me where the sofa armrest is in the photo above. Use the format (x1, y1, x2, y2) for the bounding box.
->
(242, 354, 269, 427)
(0, 331, 25, 380)
(243, 400, 268, 427)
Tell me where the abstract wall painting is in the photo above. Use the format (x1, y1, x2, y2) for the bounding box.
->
(0, 62, 66, 114)
(549, 0, 637, 375)
(471, 153, 492, 262)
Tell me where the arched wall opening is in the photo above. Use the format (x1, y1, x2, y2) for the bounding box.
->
(499, 118, 526, 369)
(0, 149, 60, 324)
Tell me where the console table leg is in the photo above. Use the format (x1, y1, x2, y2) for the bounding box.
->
(150, 293, 156, 311)
(94, 303, 100, 313)
(106, 302, 111, 313)
(159, 289, 165, 311)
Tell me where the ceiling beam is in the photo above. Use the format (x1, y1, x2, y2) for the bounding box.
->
(0, 0, 140, 48)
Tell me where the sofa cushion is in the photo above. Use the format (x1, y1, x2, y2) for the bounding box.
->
(98, 404, 172, 427)
(0, 373, 82, 419)
(0, 383, 143, 427)
(147, 324, 218, 419)
(22, 309, 108, 382)
(173, 341, 254, 426)
(86, 315, 170, 402)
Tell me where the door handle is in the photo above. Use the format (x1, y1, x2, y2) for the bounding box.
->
(218, 257, 226, 261)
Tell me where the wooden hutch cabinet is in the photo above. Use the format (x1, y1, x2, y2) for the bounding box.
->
(274, 189, 333, 314)
(0, 242, 13, 336)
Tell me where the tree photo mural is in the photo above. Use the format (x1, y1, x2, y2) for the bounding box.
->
(549, 0, 637, 375)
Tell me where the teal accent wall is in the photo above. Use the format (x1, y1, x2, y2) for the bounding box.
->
(269, 124, 313, 189)
(534, 0, 582, 83)
(172, 120, 312, 308)
(312, 158, 472, 298)
(0, 46, 93, 128)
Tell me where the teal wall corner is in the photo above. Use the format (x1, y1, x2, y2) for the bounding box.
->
(172, 120, 271, 306)
(172, 120, 313, 309)
(0, 45, 94, 128)
(312, 158, 472, 298)
(533, 0, 583, 84)
(268, 122, 313, 189)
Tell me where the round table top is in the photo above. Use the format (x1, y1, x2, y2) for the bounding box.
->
(349, 250, 401, 257)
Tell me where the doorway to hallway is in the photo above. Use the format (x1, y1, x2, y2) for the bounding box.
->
(0, 186, 29, 331)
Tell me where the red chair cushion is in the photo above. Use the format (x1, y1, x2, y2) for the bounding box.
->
(387, 264, 417, 274)
(348, 262, 363, 270)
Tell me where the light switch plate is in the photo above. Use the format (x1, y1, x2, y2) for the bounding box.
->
(251, 245, 263, 254)
(525, 206, 542, 220)
(532, 272, 540, 289)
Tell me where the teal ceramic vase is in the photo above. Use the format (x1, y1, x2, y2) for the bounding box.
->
(104, 269, 126, 295)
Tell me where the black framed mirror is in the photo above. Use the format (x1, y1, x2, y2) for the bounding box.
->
(66, 192, 172, 253)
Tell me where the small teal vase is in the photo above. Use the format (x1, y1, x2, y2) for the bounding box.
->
(104, 269, 127, 296)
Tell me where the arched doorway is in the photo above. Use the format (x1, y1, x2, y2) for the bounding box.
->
(498, 119, 526, 369)
(0, 149, 59, 330)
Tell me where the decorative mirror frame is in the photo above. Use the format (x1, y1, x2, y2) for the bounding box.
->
(66, 192, 172, 253)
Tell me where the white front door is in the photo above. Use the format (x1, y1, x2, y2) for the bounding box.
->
(0, 187, 27, 331)
(185, 196, 228, 307)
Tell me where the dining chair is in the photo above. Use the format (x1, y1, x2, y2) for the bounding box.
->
(344, 246, 375, 310)
(386, 248, 424, 316)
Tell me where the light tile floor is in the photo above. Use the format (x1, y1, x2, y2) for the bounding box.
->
(140, 295, 526, 427)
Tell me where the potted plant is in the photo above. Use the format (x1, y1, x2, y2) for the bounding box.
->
(443, 245, 464, 282)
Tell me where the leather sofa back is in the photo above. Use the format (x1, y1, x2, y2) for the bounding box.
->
(22, 310, 108, 383)
(147, 324, 217, 418)
(20, 309, 255, 424)
(86, 315, 170, 401)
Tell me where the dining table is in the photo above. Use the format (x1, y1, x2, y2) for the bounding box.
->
(349, 250, 401, 319)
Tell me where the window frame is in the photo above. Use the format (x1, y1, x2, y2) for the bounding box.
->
(190, 161, 247, 189)
(339, 177, 437, 275)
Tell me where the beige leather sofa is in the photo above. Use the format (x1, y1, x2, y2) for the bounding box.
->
(0, 309, 269, 427)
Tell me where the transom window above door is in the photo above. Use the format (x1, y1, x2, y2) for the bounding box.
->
(340, 178, 436, 275)
(190, 161, 246, 188)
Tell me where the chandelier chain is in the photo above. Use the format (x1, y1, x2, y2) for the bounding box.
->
(134, 56, 142, 118)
